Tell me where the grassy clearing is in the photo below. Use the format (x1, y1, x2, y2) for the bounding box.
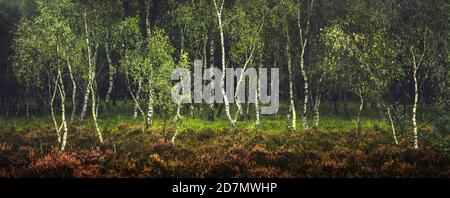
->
(0, 115, 392, 134)
(2, 101, 440, 135)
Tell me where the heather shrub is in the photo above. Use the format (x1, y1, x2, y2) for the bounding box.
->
(26, 149, 84, 178)
(0, 126, 448, 178)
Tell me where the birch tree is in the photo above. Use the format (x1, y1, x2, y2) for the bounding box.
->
(123, 28, 177, 129)
(13, 0, 80, 150)
(171, 52, 190, 144)
(322, 24, 369, 133)
(296, 0, 315, 129)
(271, 0, 297, 131)
(228, 0, 268, 124)
(131, 0, 153, 119)
(323, 0, 403, 141)
(212, 0, 234, 127)
(103, 1, 124, 107)
(397, 0, 448, 149)
(81, 4, 103, 143)
(166, 0, 211, 118)
(113, 16, 145, 120)
(193, 0, 214, 120)
(349, 0, 403, 143)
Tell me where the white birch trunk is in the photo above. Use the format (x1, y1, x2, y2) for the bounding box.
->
(213, 0, 234, 128)
(50, 76, 60, 143)
(232, 52, 254, 124)
(79, 10, 93, 124)
(297, 0, 314, 130)
(200, 37, 208, 117)
(209, 39, 215, 120)
(67, 58, 77, 125)
(145, 0, 152, 36)
(84, 10, 102, 144)
(255, 54, 263, 127)
(412, 49, 420, 149)
(356, 88, 364, 133)
(133, 79, 143, 119)
(147, 90, 154, 126)
(313, 93, 321, 128)
(286, 29, 296, 131)
(313, 75, 323, 128)
(254, 72, 260, 126)
(79, 82, 91, 123)
(171, 103, 182, 144)
(105, 37, 115, 104)
(58, 69, 69, 151)
(300, 58, 309, 129)
(381, 101, 399, 145)
(128, 85, 146, 130)
(90, 83, 103, 143)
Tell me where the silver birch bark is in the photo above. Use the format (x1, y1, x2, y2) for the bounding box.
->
(255, 79, 260, 126)
(147, 90, 154, 126)
(286, 28, 296, 131)
(410, 46, 423, 149)
(133, 79, 143, 119)
(200, 37, 208, 116)
(58, 69, 69, 151)
(171, 82, 182, 144)
(145, 0, 151, 36)
(209, 39, 215, 120)
(255, 53, 263, 127)
(381, 101, 399, 145)
(128, 85, 146, 131)
(105, 36, 115, 104)
(231, 16, 264, 124)
(313, 75, 323, 128)
(297, 0, 314, 130)
(171, 102, 182, 144)
(356, 88, 364, 133)
(79, 10, 93, 124)
(90, 83, 103, 143)
(232, 52, 254, 123)
(213, 0, 234, 128)
(84, 10, 102, 143)
(50, 76, 60, 143)
(412, 65, 419, 149)
(313, 93, 321, 128)
(66, 57, 77, 125)
(79, 82, 91, 123)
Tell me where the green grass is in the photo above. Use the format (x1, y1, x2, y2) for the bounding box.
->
(0, 114, 391, 134)
(0, 101, 438, 134)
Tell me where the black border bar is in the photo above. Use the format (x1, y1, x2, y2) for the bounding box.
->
(0, 179, 448, 196)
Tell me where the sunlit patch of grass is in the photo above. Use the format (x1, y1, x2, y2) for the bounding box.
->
(0, 101, 436, 135)
(0, 114, 391, 137)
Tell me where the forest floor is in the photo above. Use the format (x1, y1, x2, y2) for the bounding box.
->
(0, 102, 448, 178)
